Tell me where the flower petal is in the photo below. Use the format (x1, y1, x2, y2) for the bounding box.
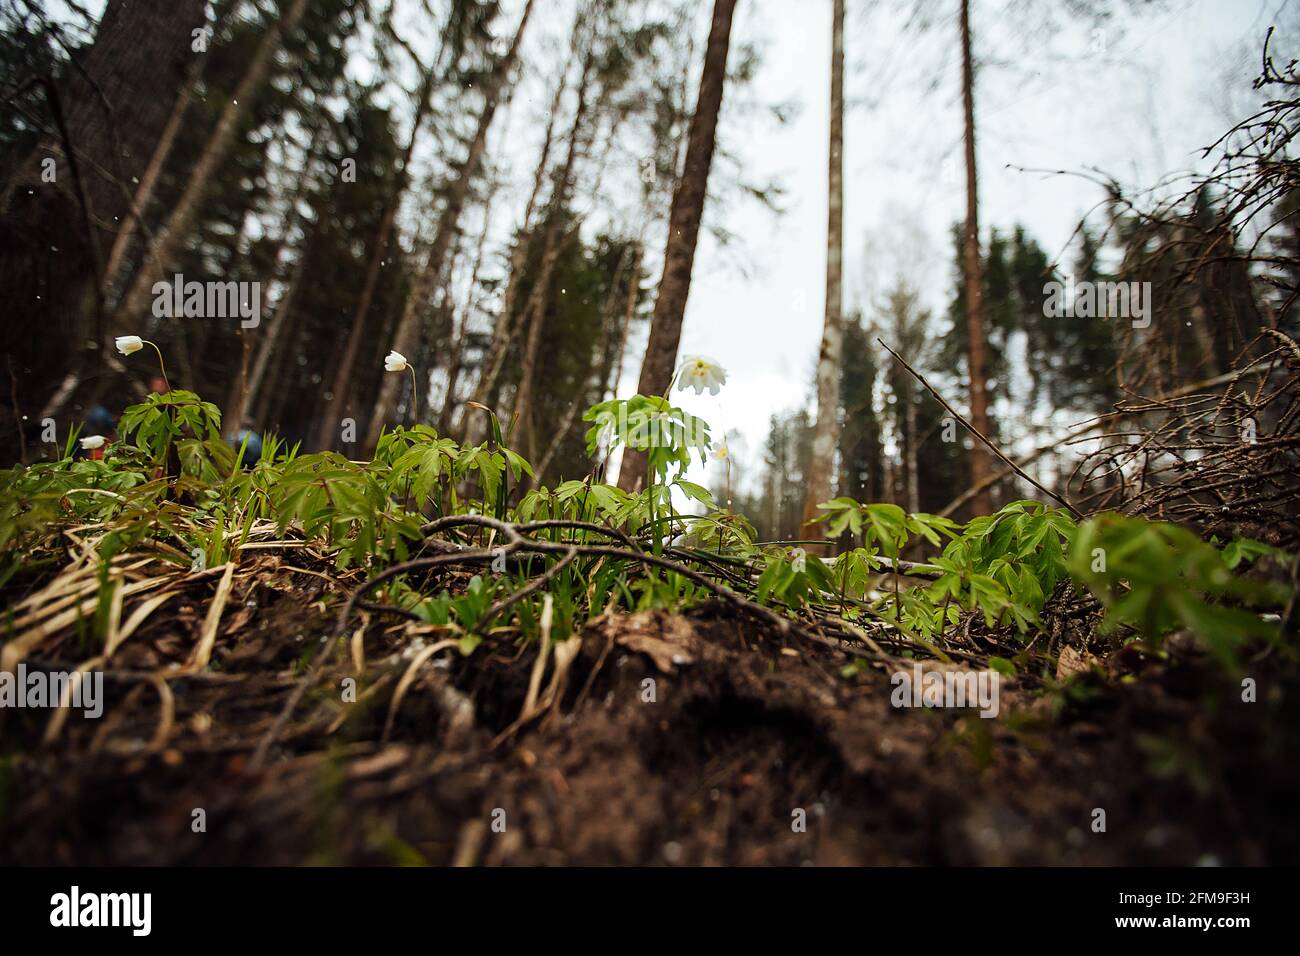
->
(115, 335, 143, 356)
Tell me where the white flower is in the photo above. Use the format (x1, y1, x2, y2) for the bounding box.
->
(676, 355, 727, 395)
(384, 350, 408, 372)
(80, 435, 106, 450)
(714, 443, 730, 460)
(115, 335, 143, 355)
(789, 547, 807, 572)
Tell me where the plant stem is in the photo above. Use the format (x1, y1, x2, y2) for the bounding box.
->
(145, 340, 171, 392)
(408, 366, 419, 425)
(892, 549, 902, 623)
(647, 456, 660, 556)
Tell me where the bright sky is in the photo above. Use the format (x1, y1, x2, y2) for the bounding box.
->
(661, 0, 1294, 493)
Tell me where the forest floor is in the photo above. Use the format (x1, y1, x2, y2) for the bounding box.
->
(3, 553, 1297, 866)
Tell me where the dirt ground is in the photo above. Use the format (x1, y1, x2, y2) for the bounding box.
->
(2, 574, 1298, 866)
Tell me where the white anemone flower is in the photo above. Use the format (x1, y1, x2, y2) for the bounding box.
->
(714, 443, 730, 460)
(676, 355, 727, 395)
(384, 349, 419, 422)
(80, 435, 106, 451)
(114, 334, 171, 392)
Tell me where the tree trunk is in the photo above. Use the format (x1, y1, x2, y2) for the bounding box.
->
(617, 0, 738, 492)
(800, 0, 845, 545)
(512, 59, 595, 460)
(222, 334, 252, 433)
(100, 1, 236, 304)
(438, 170, 504, 434)
(2, 0, 207, 261)
(100, 80, 194, 302)
(364, 0, 536, 450)
(319, 15, 477, 445)
(960, 0, 993, 515)
(608, 241, 643, 401)
(0, 0, 207, 443)
(240, 160, 321, 428)
(533, 248, 629, 486)
(246, 249, 307, 424)
(467, 47, 575, 429)
(109, 0, 311, 336)
(905, 393, 920, 514)
(315, 66, 444, 450)
(593, 244, 634, 397)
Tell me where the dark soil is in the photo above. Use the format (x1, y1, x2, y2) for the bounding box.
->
(2, 573, 1298, 866)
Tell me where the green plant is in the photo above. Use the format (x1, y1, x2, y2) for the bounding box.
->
(116, 389, 226, 477)
(583, 394, 713, 553)
(1068, 514, 1290, 666)
(925, 501, 1076, 635)
(269, 452, 424, 569)
(2, 380, 1292, 694)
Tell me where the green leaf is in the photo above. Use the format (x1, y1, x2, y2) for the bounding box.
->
(988, 656, 1016, 677)
(674, 479, 715, 509)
